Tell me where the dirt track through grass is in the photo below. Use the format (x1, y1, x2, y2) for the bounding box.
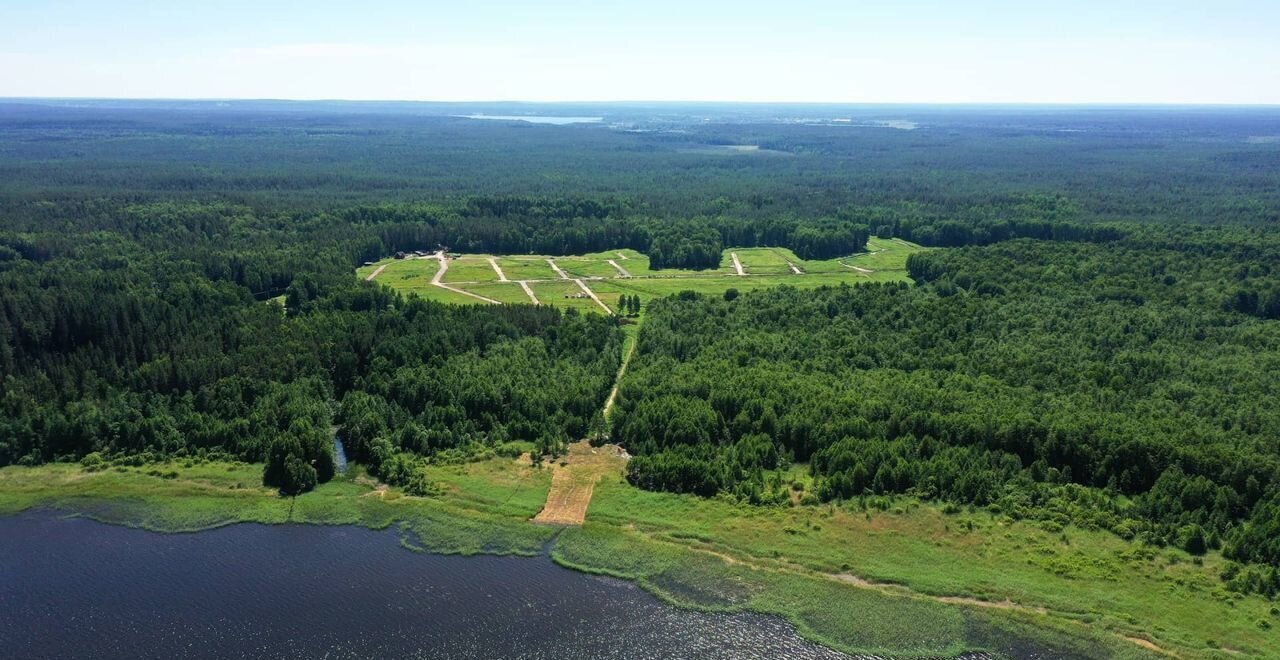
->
(574, 279, 614, 314)
(731, 252, 746, 275)
(607, 259, 631, 278)
(532, 442, 627, 525)
(488, 257, 509, 281)
(518, 280, 539, 304)
(433, 252, 501, 304)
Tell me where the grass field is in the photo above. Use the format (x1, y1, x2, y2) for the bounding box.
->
(496, 257, 561, 281)
(454, 281, 536, 304)
(529, 279, 609, 313)
(4, 453, 1272, 658)
(442, 255, 504, 283)
(359, 240, 924, 312)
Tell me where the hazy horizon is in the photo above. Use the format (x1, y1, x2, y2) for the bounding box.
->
(3, 0, 1278, 105)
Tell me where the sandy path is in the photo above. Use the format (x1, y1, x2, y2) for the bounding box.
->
(607, 259, 631, 278)
(532, 442, 627, 525)
(432, 252, 502, 304)
(616, 251, 629, 260)
(603, 337, 637, 419)
(575, 279, 614, 315)
(487, 257, 509, 282)
(841, 262, 874, 274)
(787, 262, 803, 274)
(730, 252, 745, 276)
(547, 259, 571, 279)
(364, 263, 389, 281)
(518, 280, 539, 304)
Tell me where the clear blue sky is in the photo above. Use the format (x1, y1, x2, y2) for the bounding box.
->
(2, 0, 1277, 103)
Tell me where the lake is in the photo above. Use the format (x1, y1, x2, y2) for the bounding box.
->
(1, 512, 858, 659)
(456, 115, 604, 125)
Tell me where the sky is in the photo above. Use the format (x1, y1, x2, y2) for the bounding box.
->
(1, 0, 1278, 104)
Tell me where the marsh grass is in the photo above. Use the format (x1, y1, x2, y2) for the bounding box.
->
(3, 455, 1266, 658)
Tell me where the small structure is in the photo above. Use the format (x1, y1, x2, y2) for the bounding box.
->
(394, 251, 406, 260)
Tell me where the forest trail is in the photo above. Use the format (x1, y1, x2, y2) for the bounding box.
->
(547, 259, 571, 279)
(518, 280, 539, 304)
(575, 279, 614, 315)
(730, 252, 746, 275)
(602, 335, 637, 419)
(488, 257, 509, 282)
(607, 259, 631, 278)
(364, 263, 389, 281)
(532, 442, 627, 525)
(841, 262, 874, 275)
(533, 332, 636, 525)
(432, 252, 502, 304)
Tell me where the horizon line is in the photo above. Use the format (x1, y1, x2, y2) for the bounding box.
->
(4, 96, 1280, 109)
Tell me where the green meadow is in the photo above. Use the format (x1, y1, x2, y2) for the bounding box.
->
(359, 240, 923, 312)
(5, 453, 1273, 658)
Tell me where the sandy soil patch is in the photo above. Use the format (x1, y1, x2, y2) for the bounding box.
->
(532, 442, 627, 525)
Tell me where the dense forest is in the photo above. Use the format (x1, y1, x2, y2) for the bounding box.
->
(615, 227, 1280, 593)
(2, 101, 1280, 589)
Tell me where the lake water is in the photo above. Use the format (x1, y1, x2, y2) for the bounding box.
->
(456, 114, 604, 125)
(1, 513, 857, 659)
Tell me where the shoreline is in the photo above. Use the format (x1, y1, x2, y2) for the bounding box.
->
(0, 459, 1259, 658)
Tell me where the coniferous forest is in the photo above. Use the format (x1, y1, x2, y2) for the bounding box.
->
(3, 100, 1280, 595)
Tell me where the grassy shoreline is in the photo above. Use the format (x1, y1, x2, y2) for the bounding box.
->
(2, 458, 1272, 658)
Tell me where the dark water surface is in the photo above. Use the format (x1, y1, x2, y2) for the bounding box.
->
(1, 513, 858, 660)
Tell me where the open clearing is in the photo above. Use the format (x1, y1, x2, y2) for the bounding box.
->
(358, 240, 923, 313)
(532, 442, 628, 525)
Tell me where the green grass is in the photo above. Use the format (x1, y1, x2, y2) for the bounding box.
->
(360, 243, 925, 313)
(496, 257, 561, 281)
(582, 475, 1276, 658)
(442, 256, 503, 283)
(556, 257, 623, 279)
(357, 257, 442, 295)
(3, 456, 1256, 658)
(732, 248, 796, 275)
(455, 281, 537, 304)
(529, 280, 607, 313)
(0, 458, 554, 555)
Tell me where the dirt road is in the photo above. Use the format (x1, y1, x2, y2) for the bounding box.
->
(731, 252, 745, 275)
(518, 280, 539, 304)
(574, 279, 614, 315)
(547, 259, 570, 279)
(532, 442, 627, 525)
(432, 252, 501, 304)
(607, 259, 631, 278)
(602, 338, 636, 420)
(488, 257, 509, 282)
(364, 264, 389, 281)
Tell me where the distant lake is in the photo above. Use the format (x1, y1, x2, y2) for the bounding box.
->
(456, 114, 604, 125)
(0, 512, 854, 659)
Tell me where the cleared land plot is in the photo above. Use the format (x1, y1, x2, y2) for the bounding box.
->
(497, 257, 561, 281)
(591, 273, 891, 306)
(622, 253, 729, 278)
(455, 281, 538, 304)
(530, 280, 608, 313)
(362, 242, 925, 312)
(556, 257, 622, 280)
(442, 256, 503, 283)
(733, 248, 795, 275)
(532, 441, 628, 525)
(356, 258, 442, 294)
